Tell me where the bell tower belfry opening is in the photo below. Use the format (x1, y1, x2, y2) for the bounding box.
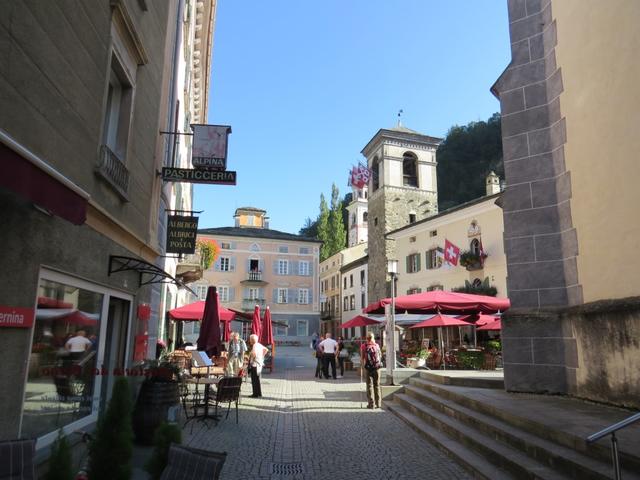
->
(363, 125, 442, 303)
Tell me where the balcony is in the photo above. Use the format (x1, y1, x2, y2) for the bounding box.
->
(96, 144, 130, 201)
(175, 253, 204, 283)
(242, 298, 267, 311)
(240, 271, 267, 285)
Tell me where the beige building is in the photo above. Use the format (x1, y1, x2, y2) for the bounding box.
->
(493, 0, 640, 408)
(319, 251, 343, 337)
(339, 243, 369, 339)
(389, 182, 506, 299)
(192, 208, 321, 342)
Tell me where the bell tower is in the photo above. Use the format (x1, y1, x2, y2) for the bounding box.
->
(346, 184, 368, 247)
(363, 124, 442, 303)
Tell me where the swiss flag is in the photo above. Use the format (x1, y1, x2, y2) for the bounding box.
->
(444, 239, 461, 266)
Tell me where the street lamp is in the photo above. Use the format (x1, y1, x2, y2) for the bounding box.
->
(386, 259, 398, 385)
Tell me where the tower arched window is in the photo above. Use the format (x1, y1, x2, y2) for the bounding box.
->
(402, 152, 418, 187)
(372, 157, 380, 191)
(363, 212, 368, 223)
(470, 238, 481, 256)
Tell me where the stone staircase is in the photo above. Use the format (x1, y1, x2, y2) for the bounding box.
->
(387, 372, 640, 480)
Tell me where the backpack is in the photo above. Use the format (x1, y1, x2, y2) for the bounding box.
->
(364, 343, 382, 371)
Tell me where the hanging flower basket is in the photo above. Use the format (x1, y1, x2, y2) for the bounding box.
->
(459, 250, 487, 271)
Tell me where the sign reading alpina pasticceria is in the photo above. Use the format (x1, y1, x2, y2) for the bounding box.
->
(161, 167, 237, 185)
(166, 215, 199, 254)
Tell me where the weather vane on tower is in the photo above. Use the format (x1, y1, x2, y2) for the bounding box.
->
(397, 109, 404, 127)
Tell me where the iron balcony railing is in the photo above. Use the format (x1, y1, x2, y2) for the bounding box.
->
(586, 411, 640, 479)
(96, 144, 130, 200)
(246, 271, 262, 281)
(241, 298, 266, 311)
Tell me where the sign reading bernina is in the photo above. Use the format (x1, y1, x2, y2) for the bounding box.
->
(162, 167, 237, 185)
(191, 124, 232, 170)
(166, 215, 199, 254)
(0, 306, 35, 328)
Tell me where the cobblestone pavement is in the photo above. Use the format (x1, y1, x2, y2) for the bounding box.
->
(183, 346, 471, 480)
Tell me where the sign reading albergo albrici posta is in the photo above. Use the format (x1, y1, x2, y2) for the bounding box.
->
(166, 215, 199, 254)
(191, 124, 231, 170)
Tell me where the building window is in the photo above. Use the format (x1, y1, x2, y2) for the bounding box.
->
(402, 152, 418, 187)
(349, 295, 355, 310)
(361, 292, 366, 309)
(218, 286, 229, 302)
(299, 247, 309, 254)
(298, 288, 309, 304)
(278, 259, 289, 275)
(471, 238, 481, 256)
(430, 230, 438, 237)
(410, 236, 416, 243)
(343, 296, 349, 311)
(297, 320, 308, 336)
(248, 287, 259, 300)
(406, 253, 421, 273)
(194, 285, 208, 300)
(472, 278, 483, 288)
(426, 248, 443, 270)
(372, 157, 380, 191)
(363, 212, 368, 223)
(299, 261, 310, 276)
(407, 287, 422, 295)
(247, 215, 255, 226)
(278, 245, 289, 253)
(409, 213, 416, 224)
(349, 274, 353, 288)
(343, 277, 347, 290)
(102, 54, 134, 163)
(374, 217, 378, 226)
(220, 257, 230, 272)
(427, 284, 444, 291)
(220, 242, 232, 249)
(360, 270, 365, 286)
(277, 288, 288, 304)
(331, 276, 335, 290)
(276, 324, 288, 336)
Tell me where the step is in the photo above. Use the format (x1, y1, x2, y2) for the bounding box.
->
(420, 371, 504, 389)
(403, 384, 639, 480)
(394, 393, 572, 480)
(409, 377, 640, 473)
(386, 400, 516, 480)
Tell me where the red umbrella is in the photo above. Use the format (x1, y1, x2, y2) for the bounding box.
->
(363, 290, 510, 315)
(196, 287, 222, 357)
(168, 300, 235, 322)
(340, 315, 383, 329)
(61, 310, 98, 326)
(474, 314, 499, 326)
(260, 306, 274, 346)
(477, 318, 502, 331)
(409, 313, 472, 329)
(251, 304, 262, 338)
(223, 316, 231, 342)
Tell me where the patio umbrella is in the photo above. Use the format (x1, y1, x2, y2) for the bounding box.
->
(196, 287, 222, 357)
(363, 290, 510, 315)
(477, 318, 502, 331)
(474, 314, 499, 326)
(251, 304, 262, 339)
(223, 316, 231, 342)
(409, 313, 472, 370)
(340, 314, 383, 329)
(260, 306, 274, 346)
(168, 300, 236, 322)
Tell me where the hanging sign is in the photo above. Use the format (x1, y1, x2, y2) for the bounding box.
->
(161, 167, 236, 185)
(0, 306, 35, 328)
(166, 215, 199, 254)
(191, 124, 232, 170)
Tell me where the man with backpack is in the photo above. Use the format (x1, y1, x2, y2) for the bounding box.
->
(360, 332, 382, 409)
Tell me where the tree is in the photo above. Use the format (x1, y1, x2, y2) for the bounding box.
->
(327, 183, 346, 255)
(299, 217, 318, 238)
(317, 194, 331, 261)
(437, 112, 504, 211)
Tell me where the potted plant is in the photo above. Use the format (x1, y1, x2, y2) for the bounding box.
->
(132, 355, 182, 445)
(459, 250, 487, 271)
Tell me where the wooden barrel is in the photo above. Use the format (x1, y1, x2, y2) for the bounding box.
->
(132, 381, 179, 444)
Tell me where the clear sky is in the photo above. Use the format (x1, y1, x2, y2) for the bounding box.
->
(195, 0, 511, 234)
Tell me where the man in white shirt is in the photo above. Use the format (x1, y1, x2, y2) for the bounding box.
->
(248, 334, 268, 398)
(319, 332, 338, 379)
(65, 330, 92, 359)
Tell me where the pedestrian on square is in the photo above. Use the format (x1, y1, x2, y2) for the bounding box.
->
(226, 331, 247, 376)
(248, 334, 268, 398)
(361, 332, 383, 409)
(314, 341, 325, 379)
(336, 336, 348, 378)
(319, 332, 338, 380)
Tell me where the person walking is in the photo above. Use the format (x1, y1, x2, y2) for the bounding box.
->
(248, 334, 268, 398)
(361, 332, 383, 409)
(319, 332, 338, 380)
(314, 341, 325, 379)
(336, 336, 348, 378)
(226, 332, 247, 376)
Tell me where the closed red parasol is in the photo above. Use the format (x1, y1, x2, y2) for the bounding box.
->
(363, 290, 510, 315)
(196, 287, 222, 357)
(260, 306, 274, 346)
(251, 304, 261, 338)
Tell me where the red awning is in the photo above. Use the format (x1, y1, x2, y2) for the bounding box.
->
(340, 315, 383, 329)
(0, 138, 88, 225)
(363, 290, 510, 315)
(477, 318, 502, 331)
(409, 313, 472, 329)
(168, 300, 236, 322)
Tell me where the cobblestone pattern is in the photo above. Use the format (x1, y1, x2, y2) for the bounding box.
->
(183, 347, 471, 479)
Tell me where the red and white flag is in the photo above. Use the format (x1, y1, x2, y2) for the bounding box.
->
(444, 239, 461, 266)
(348, 164, 371, 189)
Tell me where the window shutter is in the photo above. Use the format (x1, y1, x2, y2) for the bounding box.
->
(289, 288, 297, 304)
(258, 287, 264, 299)
(308, 290, 313, 304)
(291, 260, 298, 276)
(259, 259, 265, 272)
(273, 289, 278, 303)
(231, 242, 237, 249)
(230, 257, 236, 271)
(229, 288, 235, 301)
(243, 287, 249, 299)
(405, 255, 410, 273)
(214, 258, 221, 271)
(416, 254, 421, 272)
(273, 260, 278, 274)
(308, 263, 313, 275)
(246, 259, 251, 272)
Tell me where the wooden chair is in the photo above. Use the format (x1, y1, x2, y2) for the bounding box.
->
(426, 351, 442, 369)
(212, 377, 242, 424)
(0, 438, 36, 480)
(482, 352, 497, 370)
(160, 444, 227, 480)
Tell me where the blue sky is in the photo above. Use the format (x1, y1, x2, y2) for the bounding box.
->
(195, 0, 511, 234)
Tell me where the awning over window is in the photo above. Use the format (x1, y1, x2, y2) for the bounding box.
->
(0, 132, 89, 225)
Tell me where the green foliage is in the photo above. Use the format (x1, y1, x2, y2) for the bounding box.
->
(196, 239, 219, 270)
(46, 430, 72, 480)
(459, 250, 487, 268)
(486, 339, 502, 352)
(456, 350, 484, 369)
(299, 217, 318, 238)
(452, 278, 498, 297)
(317, 194, 331, 261)
(437, 113, 504, 210)
(327, 184, 346, 255)
(416, 349, 429, 360)
(89, 377, 133, 480)
(145, 423, 182, 480)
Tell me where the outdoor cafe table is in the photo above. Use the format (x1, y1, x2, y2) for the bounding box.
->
(186, 376, 221, 425)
